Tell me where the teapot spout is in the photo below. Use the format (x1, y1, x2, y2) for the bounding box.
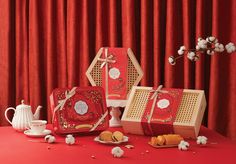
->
(33, 106, 42, 120)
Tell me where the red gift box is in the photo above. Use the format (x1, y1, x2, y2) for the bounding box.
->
(99, 48, 128, 100)
(141, 87, 184, 135)
(50, 86, 109, 134)
(86, 47, 144, 104)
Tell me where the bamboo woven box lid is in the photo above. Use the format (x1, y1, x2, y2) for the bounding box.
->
(121, 86, 207, 138)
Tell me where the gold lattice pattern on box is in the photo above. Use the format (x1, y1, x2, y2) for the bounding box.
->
(175, 92, 199, 123)
(125, 90, 200, 123)
(128, 57, 139, 91)
(90, 60, 103, 86)
(126, 89, 150, 120)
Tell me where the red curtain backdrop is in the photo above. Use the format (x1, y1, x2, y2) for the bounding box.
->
(0, 0, 236, 140)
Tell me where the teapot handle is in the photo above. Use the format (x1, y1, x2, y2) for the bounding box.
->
(5, 107, 16, 125)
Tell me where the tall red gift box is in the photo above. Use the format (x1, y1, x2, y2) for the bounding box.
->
(86, 47, 143, 102)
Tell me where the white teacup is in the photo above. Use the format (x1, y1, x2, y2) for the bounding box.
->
(29, 120, 47, 134)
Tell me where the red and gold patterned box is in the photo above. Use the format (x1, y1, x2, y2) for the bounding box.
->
(50, 86, 109, 134)
(121, 86, 207, 138)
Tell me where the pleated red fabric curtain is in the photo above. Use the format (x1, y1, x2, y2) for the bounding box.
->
(0, 0, 236, 140)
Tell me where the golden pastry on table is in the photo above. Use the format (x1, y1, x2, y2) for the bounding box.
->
(99, 130, 113, 141)
(150, 134, 183, 146)
(99, 130, 124, 142)
(112, 131, 124, 142)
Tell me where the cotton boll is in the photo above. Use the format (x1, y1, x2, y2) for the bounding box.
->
(226, 42, 234, 49)
(197, 136, 208, 145)
(178, 141, 189, 151)
(168, 56, 176, 65)
(65, 134, 75, 145)
(178, 46, 185, 55)
(225, 42, 236, 53)
(198, 37, 203, 42)
(111, 147, 124, 158)
(196, 45, 200, 50)
(198, 40, 207, 49)
(188, 52, 195, 58)
(178, 49, 184, 55)
(214, 43, 221, 52)
(209, 36, 215, 42)
(215, 43, 224, 52)
(180, 46, 186, 50)
(187, 52, 196, 61)
(45, 135, 56, 144)
(219, 43, 224, 49)
(207, 50, 214, 55)
(215, 43, 220, 47)
(219, 44, 224, 52)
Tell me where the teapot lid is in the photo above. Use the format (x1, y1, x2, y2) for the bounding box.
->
(17, 100, 31, 109)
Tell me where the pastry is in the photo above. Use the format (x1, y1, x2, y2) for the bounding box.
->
(163, 134, 183, 145)
(150, 134, 183, 146)
(156, 135, 165, 145)
(112, 131, 124, 142)
(99, 131, 113, 141)
(150, 137, 158, 145)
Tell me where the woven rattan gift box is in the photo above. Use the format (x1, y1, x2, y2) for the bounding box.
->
(121, 86, 207, 138)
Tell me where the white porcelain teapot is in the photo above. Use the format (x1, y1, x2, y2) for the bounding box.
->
(5, 100, 42, 131)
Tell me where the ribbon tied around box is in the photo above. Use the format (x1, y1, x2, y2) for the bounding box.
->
(141, 85, 184, 135)
(98, 53, 116, 69)
(52, 87, 77, 121)
(52, 87, 108, 132)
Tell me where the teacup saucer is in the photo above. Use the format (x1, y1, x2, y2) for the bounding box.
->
(24, 129, 51, 138)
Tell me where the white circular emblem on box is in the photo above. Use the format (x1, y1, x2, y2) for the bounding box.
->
(74, 101, 88, 115)
(109, 67, 120, 79)
(157, 99, 170, 109)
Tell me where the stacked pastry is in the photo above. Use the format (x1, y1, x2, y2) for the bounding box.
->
(99, 131, 124, 142)
(150, 134, 183, 146)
